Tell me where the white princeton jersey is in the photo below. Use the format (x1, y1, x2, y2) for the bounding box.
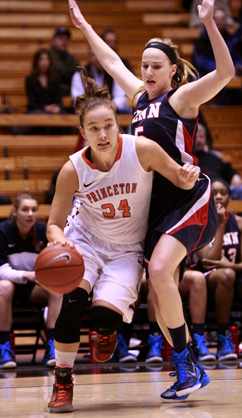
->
(68, 134, 153, 244)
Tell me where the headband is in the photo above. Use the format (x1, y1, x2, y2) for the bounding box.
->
(144, 41, 177, 64)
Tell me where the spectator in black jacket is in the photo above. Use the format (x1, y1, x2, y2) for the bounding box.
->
(26, 48, 63, 115)
(50, 27, 80, 97)
(196, 123, 242, 199)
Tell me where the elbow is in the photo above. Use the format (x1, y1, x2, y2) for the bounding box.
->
(228, 65, 236, 80)
(224, 65, 236, 82)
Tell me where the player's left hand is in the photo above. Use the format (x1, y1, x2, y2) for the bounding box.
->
(198, 0, 214, 24)
(68, 0, 86, 29)
(177, 163, 199, 188)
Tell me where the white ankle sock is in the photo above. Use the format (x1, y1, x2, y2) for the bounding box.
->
(55, 349, 76, 368)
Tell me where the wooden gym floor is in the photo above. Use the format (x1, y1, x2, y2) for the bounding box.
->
(1, 355, 242, 417)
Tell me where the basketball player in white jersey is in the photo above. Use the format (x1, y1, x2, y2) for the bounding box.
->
(46, 70, 199, 413)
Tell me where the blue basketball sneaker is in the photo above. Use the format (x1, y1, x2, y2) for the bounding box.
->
(113, 334, 137, 363)
(145, 334, 163, 363)
(0, 342, 16, 369)
(192, 334, 216, 361)
(216, 333, 238, 361)
(44, 339, 56, 367)
(160, 348, 201, 400)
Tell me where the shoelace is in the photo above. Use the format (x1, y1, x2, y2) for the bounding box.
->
(54, 383, 73, 401)
(219, 334, 235, 351)
(0, 343, 14, 356)
(147, 336, 164, 349)
(170, 350, 192, 386)
(194, 335, 208, 351)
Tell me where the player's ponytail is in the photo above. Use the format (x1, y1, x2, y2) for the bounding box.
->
(75, 67, 116, 127)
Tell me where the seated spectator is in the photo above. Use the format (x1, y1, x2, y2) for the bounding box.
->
(189, 0, 236, 28)
(19, 48, 70, 135)
(101, 28, 133, 73)
(50, 27, 80, 97)
(71, 46, 131, 115)
(179, 268, 216, 362)
(0, 192, 62, 369)
(187, 179, 241, 361)
(192, 7, 242, 105)
(26, 48, 63, 116)
(196, 123, 242, 200)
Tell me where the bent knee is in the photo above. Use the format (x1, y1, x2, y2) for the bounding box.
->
(0, 280, 15, 299)
(220, 268, 236, 287)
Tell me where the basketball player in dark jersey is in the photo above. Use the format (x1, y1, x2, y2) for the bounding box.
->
(68, 0, 235, 400)
(201, 179, 242, 360)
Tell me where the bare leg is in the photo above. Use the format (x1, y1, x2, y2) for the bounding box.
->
(0, 280, 15, 331)
(29, 285, 62, 329)
(208, 268, 236, 323)
(179, 270, 207, 324)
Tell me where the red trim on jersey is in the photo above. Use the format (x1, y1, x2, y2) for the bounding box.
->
(183, 121, 199, 166)
(116, 135, 123, 161)
(82, 146, 96, 169)
(82, 135, 123, 168)
(168, 192, 211, 255)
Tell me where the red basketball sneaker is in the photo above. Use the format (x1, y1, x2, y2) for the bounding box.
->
(94, 331, 117, 362)
(48, 367, 74, 413)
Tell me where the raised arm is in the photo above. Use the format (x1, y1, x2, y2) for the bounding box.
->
(68, 0, 143, 100)
(171, 0, 235, 115)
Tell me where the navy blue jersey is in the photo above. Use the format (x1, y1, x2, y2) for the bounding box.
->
(131, 90, 198, 166)
(131, 89, 218, 260)
(222, 212, 240, 264)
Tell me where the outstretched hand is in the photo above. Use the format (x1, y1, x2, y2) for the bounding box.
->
(68, 0, 86, 29)
(198, 0, 214, 24)
(177, 163, 199, 189)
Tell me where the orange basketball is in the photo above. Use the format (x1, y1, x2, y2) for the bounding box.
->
(35, 245, 85, 294)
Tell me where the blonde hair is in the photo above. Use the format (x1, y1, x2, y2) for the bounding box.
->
(75, 68, 117, 127)
(133, 37, 199, 103)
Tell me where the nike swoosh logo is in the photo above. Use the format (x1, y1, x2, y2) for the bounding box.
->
(69, 299, 77, 303)
(84, 181, 94, 187)
(46, 253, 71, 265)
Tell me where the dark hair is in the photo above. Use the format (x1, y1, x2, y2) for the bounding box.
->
(31, 48, 55, 81)
(211, 178, 231, 195)
(75, 68, 117, 127)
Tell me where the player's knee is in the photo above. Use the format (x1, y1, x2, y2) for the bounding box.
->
(55, 288, 89, 344)
(92, 306, 123, 336)
(0, 280, 14, 301)
(61, 287, 89, 319)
